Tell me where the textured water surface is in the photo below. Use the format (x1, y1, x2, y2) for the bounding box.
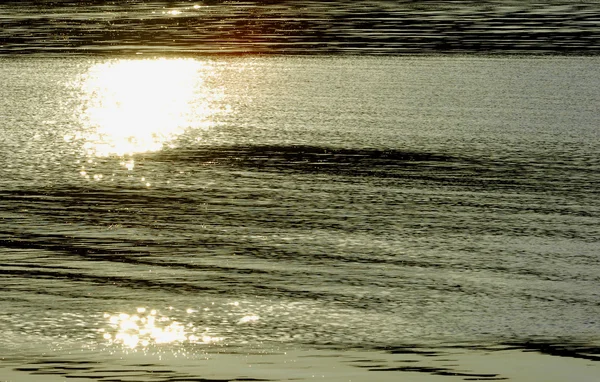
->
(1, 0, 600, 55)
(1, 54, 600, 380)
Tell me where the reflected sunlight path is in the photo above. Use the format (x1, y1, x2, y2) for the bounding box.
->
(76, 58, 225, 159)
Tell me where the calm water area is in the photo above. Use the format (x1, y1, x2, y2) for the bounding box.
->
(1, 1, 600, 382)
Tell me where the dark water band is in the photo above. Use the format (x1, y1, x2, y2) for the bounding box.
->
(2, 1, 600, 55)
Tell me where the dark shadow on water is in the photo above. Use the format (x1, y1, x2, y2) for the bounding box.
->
(153, 143, 573, 193)
(157, 144, 460, 164)
(150, 143, 596, 200)
(154, 144, 517, 184)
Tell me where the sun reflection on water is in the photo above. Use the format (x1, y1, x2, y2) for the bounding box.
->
(100, 307, 226, 350)
(77, 58, 226, 158)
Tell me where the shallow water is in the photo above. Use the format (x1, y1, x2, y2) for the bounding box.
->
(1, 54, 599, 380)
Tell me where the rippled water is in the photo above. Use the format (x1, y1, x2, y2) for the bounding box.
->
(1, 54, 600, 380)
(2, 1, 600, 378)
(1, 0, 600, 55)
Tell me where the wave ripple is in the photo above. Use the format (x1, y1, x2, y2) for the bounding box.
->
(1, 1, 600, 55)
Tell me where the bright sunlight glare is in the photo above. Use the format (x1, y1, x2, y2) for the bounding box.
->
(78, 58, 223, 157)
(100, 308, 224, 350)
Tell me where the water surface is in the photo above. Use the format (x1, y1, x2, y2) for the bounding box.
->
(2, 0, 600, 55)
(1, 54, 599, 380)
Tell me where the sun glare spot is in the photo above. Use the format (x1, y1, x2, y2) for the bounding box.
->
(78, 58, 224, 158)
(102, 308, 224, 350)
(238, 315, 259, 324)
